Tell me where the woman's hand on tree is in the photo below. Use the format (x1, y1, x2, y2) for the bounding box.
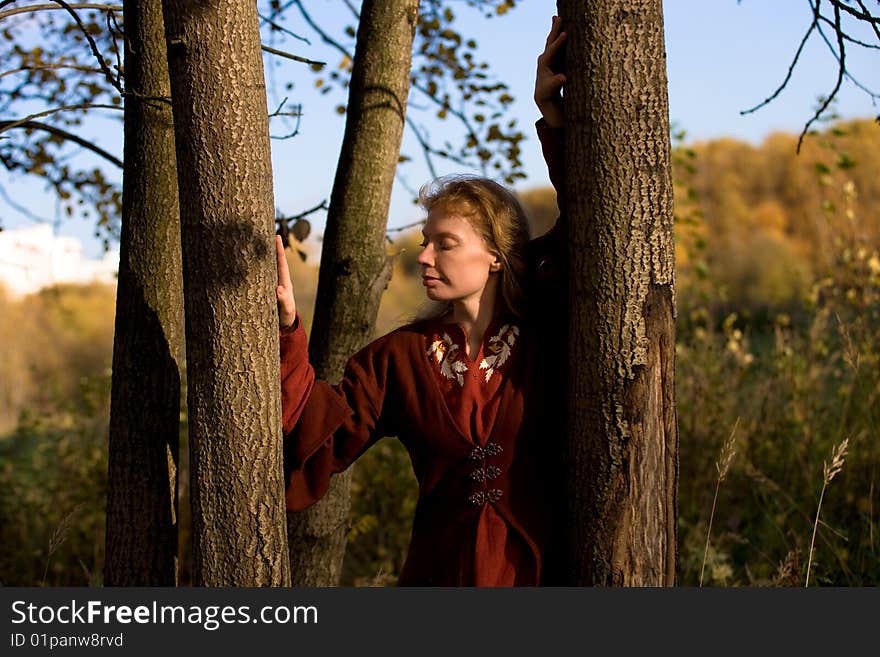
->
(534, 15, 567, 129)
(275, 234, 297, 333)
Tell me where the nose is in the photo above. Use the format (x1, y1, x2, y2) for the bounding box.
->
(417, 243, 433, 267)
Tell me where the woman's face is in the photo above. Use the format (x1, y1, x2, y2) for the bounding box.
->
(417, 209, 500, 304)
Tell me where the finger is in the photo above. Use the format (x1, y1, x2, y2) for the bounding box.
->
(545, 30, 567, 60)
(545, 15, 562, 46)
(276, 235, 292, 291)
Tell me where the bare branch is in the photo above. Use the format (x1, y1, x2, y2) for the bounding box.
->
(854, 0, 880, 41)
(0, 179, 54, 224)
(292, 0, 354, 61)
(0, 63, 105, 80)
(0, 2, 121, 20)
(405, 117, 439, 180)
(797, 2, 847, 152)
(815, 12, 880, 97)
(817, 12, 880, 49)
(0, 118, 122, 167)
(269, 98, 302, 140)
(275, 201, 327, 231)
(0, 103, 122, 135)
(386, 218, 425, 235)
(261, 43, 325, 67)
(829, 0, 880, 24)
(258, 11, 310, 45)
(106, 6, 123, 89)
(340, 0, 360, 21)
(740, 6, 818, 115)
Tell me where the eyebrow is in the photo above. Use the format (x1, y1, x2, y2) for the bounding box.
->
(421, 231, 461, 240)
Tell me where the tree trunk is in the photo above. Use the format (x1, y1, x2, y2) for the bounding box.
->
(286, 0, 419, 586)
(104, 0, 184, 586)
(558, 0, 678, 586)
(162, 0, 290, 586)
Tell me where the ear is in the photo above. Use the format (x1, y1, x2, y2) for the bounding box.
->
(489, 259, 502, 272)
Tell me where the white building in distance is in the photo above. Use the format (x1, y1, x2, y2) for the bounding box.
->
(0, 224, 118, 298)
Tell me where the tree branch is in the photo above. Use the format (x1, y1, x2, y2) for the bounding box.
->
(386, 218, 425, 235)
(0, 63, 105, 80)
(258, 11, 310, 45)
(0, 1, 125, 95)
(276, 200, 327, 224)
(260, 43, 325, 67)
(740, 5, 818, 115)
(0, 118, 122, 167)
(0, 2, 121, 20)
(797, 2, 847, 152)
(339, 0, 360, 21)
(0, 103, 123, 135)
(106, 6, 123, 89)
(405, 116, 439, 180)
(829, 0, 880, 24)
(817, 12, 880, 49)
(815, 14, 880, 97)
(291, 0, 354, 61)
(0, 179, 54, 225)
(854, 0, 880, 42)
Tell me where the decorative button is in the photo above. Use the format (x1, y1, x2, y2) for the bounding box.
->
(468, 491, 486, 506)
(484, 442, 503, 456)
(470, 469, 487, 482)
(487, 488, 503, 502)
(485, 465, 501, 480)
(468, 447, 484, 461)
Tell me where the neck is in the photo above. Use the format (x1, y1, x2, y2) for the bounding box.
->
(449, 275, 501, 338)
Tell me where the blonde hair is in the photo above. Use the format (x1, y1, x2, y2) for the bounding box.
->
(414, 175, 531, 322)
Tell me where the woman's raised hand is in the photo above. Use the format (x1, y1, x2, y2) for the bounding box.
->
(275, 234, 297, 332)
(534, 15, 567, 129)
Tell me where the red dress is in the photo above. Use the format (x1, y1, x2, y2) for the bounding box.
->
(279, 121, 567, 586)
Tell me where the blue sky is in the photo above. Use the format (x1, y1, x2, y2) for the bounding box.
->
(2, 0, 877, 259)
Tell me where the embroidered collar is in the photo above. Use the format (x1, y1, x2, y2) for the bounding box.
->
(426, 320, 520, 387)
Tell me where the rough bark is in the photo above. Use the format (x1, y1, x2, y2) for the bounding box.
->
(558, 0, 678, 586)
(162, 0, 290, 586)
(104, 0, 183, 586)
(286, 0, 419, 586)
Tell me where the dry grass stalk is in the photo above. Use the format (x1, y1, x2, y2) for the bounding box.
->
(772, 548, 801, 587)
(805, 438, 849, 587)
(700, 416, 740, 587)
(41, 504, 82, 586)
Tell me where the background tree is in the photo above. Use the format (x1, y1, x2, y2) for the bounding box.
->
(285, 0, 419, 587)
(161, 0, 289, 586)
(103, 0, 183, 586)
(558, 0, 678, 585)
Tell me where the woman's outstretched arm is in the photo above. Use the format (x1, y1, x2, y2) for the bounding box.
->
(276, 236, 394, 511)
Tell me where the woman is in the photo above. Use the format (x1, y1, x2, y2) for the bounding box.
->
(276, 17, 568, 586)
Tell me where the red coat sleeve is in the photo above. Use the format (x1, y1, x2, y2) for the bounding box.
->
(528, 119, 567, 290)
(536, 118, 565, 211)
(279, 314, 395, 511)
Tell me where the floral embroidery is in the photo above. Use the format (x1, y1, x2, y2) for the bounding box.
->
(427, 332, 468, 386)
(479, 324, 519, 382)
(427, 324, 520, 387)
